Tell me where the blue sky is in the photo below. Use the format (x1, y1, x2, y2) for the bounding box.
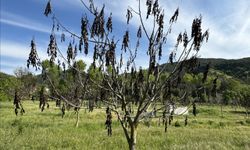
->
(1, 0, 250, 75)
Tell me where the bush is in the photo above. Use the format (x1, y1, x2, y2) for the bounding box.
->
(0, 93, 12, 102)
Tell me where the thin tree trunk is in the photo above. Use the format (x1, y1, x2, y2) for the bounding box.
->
(221, 104, 223, 117)
(117, 112, 132, 150)
(129, 125, 137, 150)
(75, 110, 80, 127)
(164, 119, 168, 133)
(246, 108, 249, 118)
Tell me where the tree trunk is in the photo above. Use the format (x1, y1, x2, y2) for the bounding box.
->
(128, 125, 137, 150)
(246, 108, 249, 118)
(75, 110, 80, 127)
(220, 104, 223, 117)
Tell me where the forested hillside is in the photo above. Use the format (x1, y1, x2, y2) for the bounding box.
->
(198, 57, 250, 83)
(1, 57, 250, 108)
(162, 57, 250, 84)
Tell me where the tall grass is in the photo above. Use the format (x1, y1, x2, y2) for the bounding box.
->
(0, 101, 249, 150)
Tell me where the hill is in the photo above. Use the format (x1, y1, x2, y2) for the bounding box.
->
(162, 57, 250, 84)
(198, 57, 250, 83)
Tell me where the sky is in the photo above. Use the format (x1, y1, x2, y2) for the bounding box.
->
(1, 0, 250, 75)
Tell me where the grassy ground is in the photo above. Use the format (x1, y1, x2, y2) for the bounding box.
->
(0, 101, 250, 150)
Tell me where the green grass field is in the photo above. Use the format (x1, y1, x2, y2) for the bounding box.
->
(0, 101, 250, 150)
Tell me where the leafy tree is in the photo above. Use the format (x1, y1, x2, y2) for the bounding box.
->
(239, 86, 250, 117)
(0, 72, 18, 101)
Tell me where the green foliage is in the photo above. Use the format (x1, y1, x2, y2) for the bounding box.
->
(163, 58, 250, 89)
(76, 60, 86, 71)
(42, 60, 60, 82)
(88, 64, 102, 81)
(0, 72, 19, 101)
(170, 57, 250, 84)
(222, 90, 236, 105)
(200, 93, 208, 102)
(148, 74, 155, 82)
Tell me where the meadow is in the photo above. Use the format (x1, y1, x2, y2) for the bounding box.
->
(0, 101, 250, 150)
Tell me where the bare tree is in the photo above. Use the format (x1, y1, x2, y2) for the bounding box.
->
(27, 0, 209, 149)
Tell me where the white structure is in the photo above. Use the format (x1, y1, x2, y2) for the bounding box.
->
(168, 104, 189, 115)
(173, 107, 188, 115)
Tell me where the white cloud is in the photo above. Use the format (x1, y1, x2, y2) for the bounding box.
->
(0, 40, 49, 74)
(36, 0, 250, 60)
(0, 40, 95, 74)
(2, 0, 250, 76)
(105, 0, 250, 59)
(198, 1, 250, 59)
(1, 11, 51, 34)
(0, 18, 50, 34)
(1, 41, 47, 60)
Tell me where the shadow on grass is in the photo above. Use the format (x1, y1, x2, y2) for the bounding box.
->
(37, 111, 62, 117)
(229, 110, 247, 115)
(11, 118, 52, 128)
